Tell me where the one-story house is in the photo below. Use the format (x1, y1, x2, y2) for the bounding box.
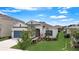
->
(27, 20, 58, 39)
(0, 14, 25, 37)
(12, 20, 58, 39)
(12, 20, 58, 40)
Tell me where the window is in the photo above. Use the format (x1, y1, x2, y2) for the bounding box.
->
(46, 30, 52, 36)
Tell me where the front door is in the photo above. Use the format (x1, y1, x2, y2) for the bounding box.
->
(36, 29, 40, 37)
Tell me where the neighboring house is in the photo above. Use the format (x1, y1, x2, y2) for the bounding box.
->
(0, 14, 25, 37)
(65, 24, 79, 47)
(68, 24, 79, 28)
(27, 20, 58, 39)
(65, 24, 79, 34)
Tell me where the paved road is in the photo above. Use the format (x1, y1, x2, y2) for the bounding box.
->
(0, 39, 21, 51)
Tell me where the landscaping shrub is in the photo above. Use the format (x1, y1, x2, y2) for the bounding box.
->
(70, 28, 79, 39)
(17, 31, 32, 50)
(0, 36, 11, 41)
(64, 34, 70, 38)
(56, 32, 59, 40)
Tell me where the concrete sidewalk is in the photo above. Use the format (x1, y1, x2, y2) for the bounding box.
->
(0, 39, 21, 51)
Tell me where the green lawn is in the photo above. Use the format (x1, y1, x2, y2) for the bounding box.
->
(27, 32, 70, 51)
(12, 32, 79, 51)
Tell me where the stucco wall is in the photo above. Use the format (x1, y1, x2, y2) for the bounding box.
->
(0, 15, 23, 37)
(12, 28, 27, 31)
(52, 29, 58, 38)
(12, 23, 27, 38)
(34, 25, 58, 38)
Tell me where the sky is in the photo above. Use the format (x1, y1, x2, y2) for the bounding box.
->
(0, 7, 79, 26)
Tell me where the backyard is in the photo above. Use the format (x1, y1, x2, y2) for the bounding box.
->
(12, 32, 79, 51)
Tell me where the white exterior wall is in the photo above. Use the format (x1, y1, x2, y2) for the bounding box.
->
(52, 29, 58, 38)
(42, 28, 46, 38)
(35, 25, 58, 38)
(27, 20, 58, 39)
(13, 22, 27, 27)
(44, 28, 58, 38)
(12, 31, 14, 38)
(12, 28, 27, 31)
(35, 25, 46, 38)
(12, 23, 27, 38)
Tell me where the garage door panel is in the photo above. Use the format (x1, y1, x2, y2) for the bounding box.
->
(14, 31, 22, 38)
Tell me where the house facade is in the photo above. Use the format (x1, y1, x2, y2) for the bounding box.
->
(12, 20, 58, 39)
(12, 22, 27, 38)
(54, 25, 63, 32)
(27, 20, 58, 39)
(0, 14, 25, 37)
(65, 24, 79, 48)
(65, 24, 79, 35)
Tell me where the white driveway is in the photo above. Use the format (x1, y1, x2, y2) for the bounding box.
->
(0, 38, 21, 51)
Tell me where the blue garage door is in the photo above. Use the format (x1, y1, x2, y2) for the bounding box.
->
(14, 31, 22, 38)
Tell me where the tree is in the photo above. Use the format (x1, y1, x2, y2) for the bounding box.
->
(17, 22, 36, 50)
(18, 31, 32, 50)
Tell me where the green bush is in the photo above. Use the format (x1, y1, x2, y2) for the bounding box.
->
(17, 31, 32, 50)
(70, 28, 79, 39)
(0, 36, 11, 41)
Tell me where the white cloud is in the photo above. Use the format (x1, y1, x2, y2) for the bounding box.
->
(14, 7, 38, 10)
(32, 19, 41, 22)
(62, 7, 71, 9)
(0, 9, 21, 15)
(0, 9, 21, 13)
(58, 7, 71, 10)
(50, 15, 66, 19)
(61, 18, 73, 21)
(47, 7, 52, 9)
(58, 7, 71, 14)
(61, 19, 68, 21)
(38, 14, 44, 16)
(57, 15, 66, 18)
(50, 16, 57, 19)
(73, 20, 79, 24)
(58, 9, 68, 14)
(0, 11, 7, 15)
(51, 19, 74, 26)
